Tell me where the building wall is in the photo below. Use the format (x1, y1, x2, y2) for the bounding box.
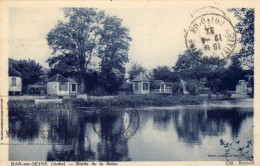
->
(9, 76, 22, 92)
(47, 82, 71, 96)
(47, 82, 58, 95)
(57, 82, 69, 96)
(132, 81, 150, 94)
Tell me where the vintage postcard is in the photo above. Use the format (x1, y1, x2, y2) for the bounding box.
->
(0, 0, 259, 166)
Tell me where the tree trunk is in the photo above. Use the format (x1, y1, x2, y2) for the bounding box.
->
(79, 54, 86, 93)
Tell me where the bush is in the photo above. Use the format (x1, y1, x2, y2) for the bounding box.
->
(73, 94, 205, 107)
(88, 86, 110, 96)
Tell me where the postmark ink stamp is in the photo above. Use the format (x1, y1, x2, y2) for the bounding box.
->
(185, 6, 237, 61)
(93, 100, 139, 140)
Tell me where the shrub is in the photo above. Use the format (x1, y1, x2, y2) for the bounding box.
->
(73, 94, 205, 107)
(88, 86, 110, 96)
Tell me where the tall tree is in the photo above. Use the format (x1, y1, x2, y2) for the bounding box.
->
(98, 16, 132, 93)
(47, 8, 131, 93)
(220, 56, 246, 91)
(47, 8, 104, 92)
(228, 8, 254, 71)
(173, 49, 227, 93)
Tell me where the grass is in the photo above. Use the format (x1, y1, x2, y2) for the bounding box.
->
(72, 94, 206, 107)
(8, 94, 206, 109)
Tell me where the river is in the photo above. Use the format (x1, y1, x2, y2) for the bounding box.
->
(8, 99, 253, 161)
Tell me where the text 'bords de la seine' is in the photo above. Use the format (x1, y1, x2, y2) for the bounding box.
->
(10, 162, 119, 166)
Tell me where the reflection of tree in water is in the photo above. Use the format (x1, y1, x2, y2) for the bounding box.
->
(47, 112, 97, 161)
(48, 111, 80, 144)
(205, 108, 253, 138)
(173, 109, 204, 145)
(46, 108, 130, 161)
(172, 107, 253, 146)
(97, 109, 130, 161)
(9, 112, 39, 142)
(136, 110, 150, 132)
(152, 110, 172, 130)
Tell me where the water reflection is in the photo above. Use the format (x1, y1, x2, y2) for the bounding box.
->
(9, 116, 39, 141)
(152, 111, 171, 130)
(9, 101, 253, 161)
(170, 107, 253, 145)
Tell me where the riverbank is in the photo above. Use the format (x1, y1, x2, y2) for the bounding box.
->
(8, 94, 254, 113)
(72, 94, 205, 107)
(8, 94, 254, 109)
(137, 99, 253, 111)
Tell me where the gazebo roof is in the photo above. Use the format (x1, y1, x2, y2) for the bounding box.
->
(132, 73, 150, 82)
(47, 74, 68, 82)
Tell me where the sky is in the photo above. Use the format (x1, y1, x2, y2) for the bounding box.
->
(9, 7, 239, 70)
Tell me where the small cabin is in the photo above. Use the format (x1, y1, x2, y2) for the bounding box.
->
(9, 67, 22, 95)
(67, 77, 78, 94)
(131, 73, 150, 94)
(47, 74, 70, 96)
(236, 80, 248, 94)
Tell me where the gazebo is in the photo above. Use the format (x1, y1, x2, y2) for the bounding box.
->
(131, 73, 150, 94)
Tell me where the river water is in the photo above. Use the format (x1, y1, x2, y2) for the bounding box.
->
(9, 99, 253, 161)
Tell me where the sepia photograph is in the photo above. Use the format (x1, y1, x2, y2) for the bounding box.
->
(0, 1, 257, 165)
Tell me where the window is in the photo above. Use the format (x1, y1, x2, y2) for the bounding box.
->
(134, 82, 138, 91)
(12, 78, 16, 86)
(143, 83, 149, 90)
(59, 82, 68, 91)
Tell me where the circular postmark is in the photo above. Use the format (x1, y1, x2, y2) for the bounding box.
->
(185, 7, 236, 61)
(93, 100, 139, 140)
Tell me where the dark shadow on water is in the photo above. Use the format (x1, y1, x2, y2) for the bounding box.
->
(150, 107, 253, 146)
(139, 106, 253, 146)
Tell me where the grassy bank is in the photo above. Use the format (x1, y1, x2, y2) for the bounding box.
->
(72, 94, 206, 108)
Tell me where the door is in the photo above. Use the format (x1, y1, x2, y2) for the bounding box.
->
(72, 84, 76, 92)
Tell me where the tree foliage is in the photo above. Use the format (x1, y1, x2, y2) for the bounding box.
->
(151, 65, 178, 82)
(172, 9, 255, 93)
(10, 59, 43, 92)
(47, 8, 131, 93)
(228, 8, 254, 70)
(98, 16, 131, 93)
(173, 49, 227, 93)
(127, 62, 147, 81)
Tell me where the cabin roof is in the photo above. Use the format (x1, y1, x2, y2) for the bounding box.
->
(9, 66, 22, 77)
(132, 73, 149, 82)
(47, 74, 68, 82)
(67, 77, 78, 84)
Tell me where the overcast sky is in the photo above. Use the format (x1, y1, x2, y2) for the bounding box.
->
(9, 7, 239, 70)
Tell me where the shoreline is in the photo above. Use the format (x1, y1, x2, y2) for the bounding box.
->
(7, 95, 253, 111)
